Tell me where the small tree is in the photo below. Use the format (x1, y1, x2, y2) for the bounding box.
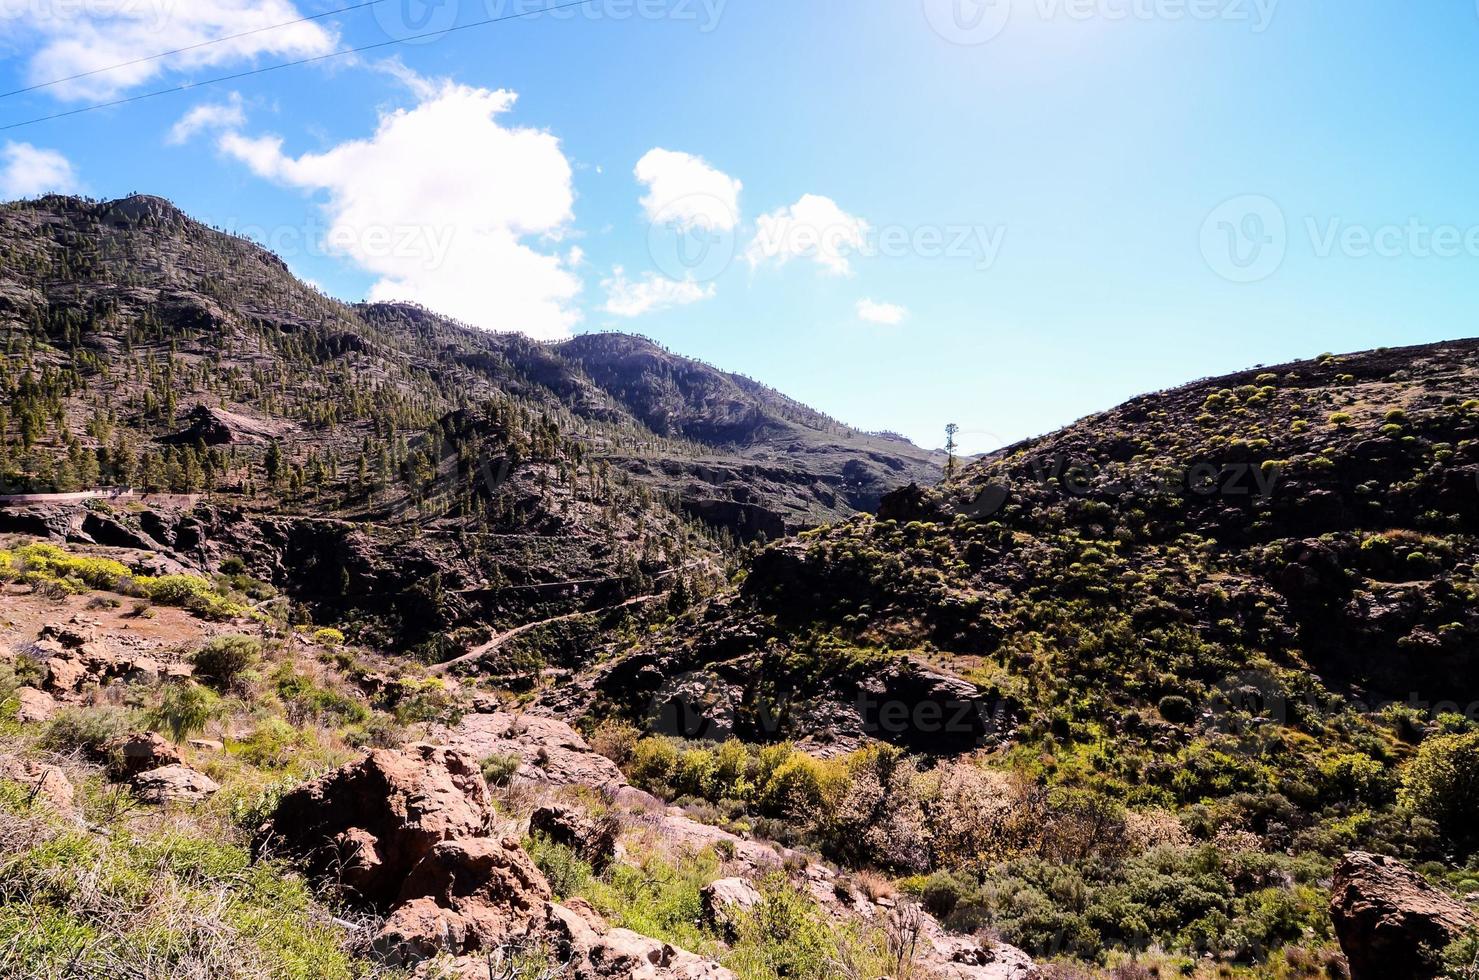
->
(944, 423, 960, 483)
(1400, 732, 1479, 854)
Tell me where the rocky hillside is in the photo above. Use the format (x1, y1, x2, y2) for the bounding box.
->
(0, 193, 938, 655)
(561, 338, 1479, 970)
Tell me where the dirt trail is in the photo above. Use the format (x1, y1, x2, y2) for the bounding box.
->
(430, 593, 664, 674)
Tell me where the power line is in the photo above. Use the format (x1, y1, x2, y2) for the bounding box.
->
(0, 0, 595, 133)
(0, 0, 390, 101)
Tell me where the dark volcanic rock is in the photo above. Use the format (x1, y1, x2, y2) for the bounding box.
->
(1329, 851, 1476, 980)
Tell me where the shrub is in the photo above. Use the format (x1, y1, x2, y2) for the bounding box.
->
(191, 634, 261, 690)
(481, 752, 522, 787)
(147, 683, 220, 743)
(1400, 732, 1479, 854)
(237, 718, 303, 768)
(346, 715, 405, 749)
(628, 737, 681, 792)
(1319, 753, 1394, 806)
(728, 873, 840, 979)
(590, 721, 641, 767)
(1158, 695, 1196, 724)
(42, 705, 133, 760)
(527, 837, 592, 900)
(312, 627, 345, 646)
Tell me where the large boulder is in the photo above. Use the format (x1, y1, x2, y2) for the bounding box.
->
(14, 687, 58, 724)
(1330, 851, 1477, 980)
(530, 804, 617, 871)
(699, 877, 761, 938)
(131, 764, 220, 804)
(259, 743, 492, 907)
(372, 837, 551, 965)
(113, 731, 182, 776)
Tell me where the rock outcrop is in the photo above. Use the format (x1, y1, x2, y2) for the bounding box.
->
(263, 745, 736, 978)
(131, 764, 220, 804)
(113, 731, 182, 776)
(373, 837, 551, 966)
(14, 686, 57, 723)
(530, 804, 618, 871)
(260, 743, 492, 907)
(700, 878, 761, 938)
(1330, 851, 1476, 980)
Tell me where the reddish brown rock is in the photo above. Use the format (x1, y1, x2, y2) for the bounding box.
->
(43, 655, 87, 694)
(373, 837, 551, 965)
(260, 743, 492, 907)
(14, 686, 58, 723)
(114, 731, 182, 776)
(1330, 851, 1476, 980)
(0, 754, 75, 813)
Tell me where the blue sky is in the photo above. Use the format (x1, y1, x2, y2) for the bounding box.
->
(2, 0, 1478, 454)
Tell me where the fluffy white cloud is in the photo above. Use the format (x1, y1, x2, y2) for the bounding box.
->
(0, 0, 335, 101)
(601, 267, 715, 318)
(0, 142, 80, 199)
(747, 194, 869, 276)
(856, 298, 908, 325)
(635, 148, 741, 232)
(219, 82, 582, 339)
(168, 94, 246, 144)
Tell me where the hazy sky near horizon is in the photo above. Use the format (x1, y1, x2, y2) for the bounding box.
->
(2, 0, 1477, 454)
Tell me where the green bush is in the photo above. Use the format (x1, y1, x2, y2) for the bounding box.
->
(147, 683, 220, 744)
(727, 873, 843, 979)
(527, 837, 592, 900)
(628, 737, 681, 792)
(237, 718, 302, 769)
(191, 634, 261, 690)
(1400, 732, 1479, 854)
(42, 705, 133, 760)
(481, 752, 521, 787)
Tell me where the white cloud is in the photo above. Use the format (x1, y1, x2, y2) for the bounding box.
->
(168, 94, 246, 144)
(856, 299, 908, 326)
(0, 142, 80, 199)
(635, 148, 741, 232)
(219, 82, 582, 339)
(601, 267, 716, 318)
(0, 0, 335, 101)
(747, 194, 869, 276)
